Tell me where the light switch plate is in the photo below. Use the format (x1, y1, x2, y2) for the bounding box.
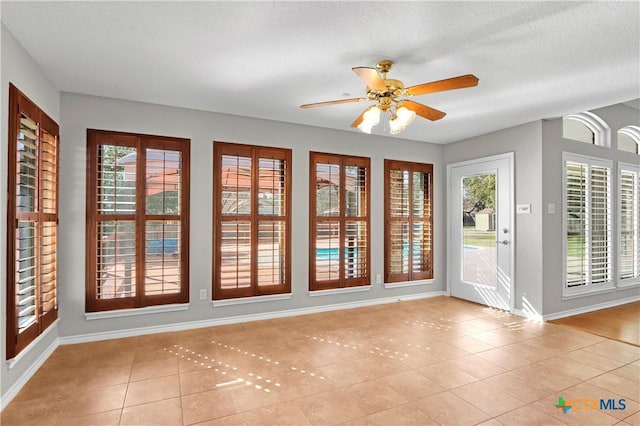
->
(517, 204, 531, 214)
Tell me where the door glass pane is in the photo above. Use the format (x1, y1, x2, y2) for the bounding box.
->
(462, 174, 497, 287)
(146, 149, 181, 215)
(316, 163, 340, 216)
(97, 145, 137, 214)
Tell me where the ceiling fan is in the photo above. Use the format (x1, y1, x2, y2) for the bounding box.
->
(300, 60, 478, 135)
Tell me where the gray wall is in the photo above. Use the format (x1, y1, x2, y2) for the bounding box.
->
(443, 121, 545, 317)
(541, 103, 640, 316)
(58, 92, 446, 337)
(1, 23, 61, 399)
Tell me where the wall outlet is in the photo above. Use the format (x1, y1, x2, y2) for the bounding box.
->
(199, 289, 207, 300)
(375, 273, 382, 284)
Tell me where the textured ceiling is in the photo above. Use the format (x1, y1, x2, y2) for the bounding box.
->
(2, 1, 639, 144)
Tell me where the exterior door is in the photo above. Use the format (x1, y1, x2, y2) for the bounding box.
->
(448, 153, 513, 310)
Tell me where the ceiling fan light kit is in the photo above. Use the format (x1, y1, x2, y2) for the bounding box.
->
(301, 60, 478, 135)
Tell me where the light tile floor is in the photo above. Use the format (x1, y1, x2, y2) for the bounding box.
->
(1, 296, 638, 425)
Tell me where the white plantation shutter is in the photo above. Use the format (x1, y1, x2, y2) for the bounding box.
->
(589, 165, 611, 284)
(563, 153, 613, 296)
(619, 164, 639, 283)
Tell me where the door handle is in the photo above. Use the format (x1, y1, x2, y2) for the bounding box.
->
(496, 240, 509, 245)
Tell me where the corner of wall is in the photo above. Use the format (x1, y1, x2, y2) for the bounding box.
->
(1, 20, 61, 404)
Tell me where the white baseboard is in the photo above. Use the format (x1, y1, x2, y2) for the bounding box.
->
(59, 291, 446, 345)
(1, 338, 59, 411)
(512, 308, 544, 322)
(543, 294, 640, 321)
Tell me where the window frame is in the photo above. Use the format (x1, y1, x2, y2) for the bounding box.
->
(618, 161, 639, 287)
(85, 129, 190, 312)
(617, 126, 640, 154)
(563, 112, 611, 148)
(562, 152, 614, 298)
(309, 152, 371, 291)
(212, 142, 292, 300)
(384, 159, 434, 284)
(6, 83, 59, 359)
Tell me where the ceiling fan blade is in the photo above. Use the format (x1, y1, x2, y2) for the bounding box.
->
(404, 74, 479, 96)
(352, 67, 387, 91)
(350, 109, 367, 128)
(300, 98, 366, 108)
(400, 100, 446, 121)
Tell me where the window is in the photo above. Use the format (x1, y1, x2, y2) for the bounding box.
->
(6, 84, 59, 358)
(86, 130, 190, 312)
(310, 152, 370, 291)
(213, 142, 291, 300)
(563, 112, 610, 147)
(618, 126, 640, 154)
(563, 152, 613, 296)
(384, 160, 433, 283)
(619, 162, 639, 286)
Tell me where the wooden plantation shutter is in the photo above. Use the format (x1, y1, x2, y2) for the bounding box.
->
(619, 164, 639, 282)
(310, 152, 370, 291)
(86, 130, 190, 312)
(384, 160, 433, 283)
(6, 84, 59, 358)
(213, 142, 291, 300)
(564, 153, 612, 293)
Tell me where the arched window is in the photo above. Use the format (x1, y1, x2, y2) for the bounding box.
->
(563, 112, 611, 147)
(618, 125, 640, 154)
